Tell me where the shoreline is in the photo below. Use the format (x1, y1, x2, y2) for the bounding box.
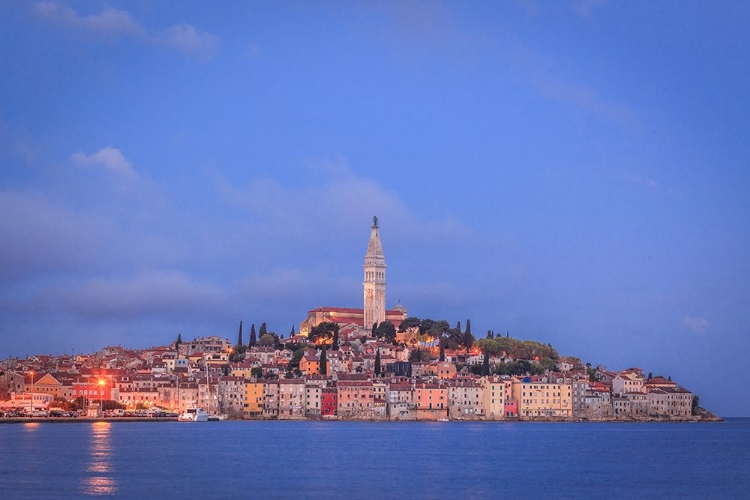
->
(0, 416, 724, 424)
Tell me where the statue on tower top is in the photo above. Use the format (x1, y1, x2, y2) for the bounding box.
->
(373, 215, 379, 228)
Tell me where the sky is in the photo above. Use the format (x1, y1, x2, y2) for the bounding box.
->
(1, 1, 749, 416)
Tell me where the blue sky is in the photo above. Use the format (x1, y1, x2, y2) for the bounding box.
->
(1, 1, 749, 415)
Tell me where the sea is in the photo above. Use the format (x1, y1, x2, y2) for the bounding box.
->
(1, 418, 748, 499)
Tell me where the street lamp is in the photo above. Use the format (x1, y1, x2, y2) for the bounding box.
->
(98, 378, 105, 417)
(29, 370, 35, 413)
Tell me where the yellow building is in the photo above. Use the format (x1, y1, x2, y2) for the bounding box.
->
(481, 376, 505, 420)
(512, 378, 573, 420)
(244, 381, 263, 418)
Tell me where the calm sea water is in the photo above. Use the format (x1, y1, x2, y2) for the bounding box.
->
(1, 419, 748, 499)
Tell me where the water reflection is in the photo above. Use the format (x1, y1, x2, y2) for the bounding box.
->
(81, 421, 118, 496)
(22, 422, 40, 432)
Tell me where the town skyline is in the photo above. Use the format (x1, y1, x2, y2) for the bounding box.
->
(2, 2, 749, 418)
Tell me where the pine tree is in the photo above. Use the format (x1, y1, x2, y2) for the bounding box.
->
(320, 348, 327, 376)
(439, 335, 445, 362)
(249, 324, 257, 348)
(482, 348, 490, 376)
(375, 349, 381, 376)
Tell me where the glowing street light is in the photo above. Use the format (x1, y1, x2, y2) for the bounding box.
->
(29, 370, 35, 413)
(98, 378, 106, 417)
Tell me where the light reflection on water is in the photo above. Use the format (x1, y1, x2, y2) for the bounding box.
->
(81, 421, 117, 496)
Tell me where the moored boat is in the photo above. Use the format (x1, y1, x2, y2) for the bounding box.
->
(178, 407, 209, 422)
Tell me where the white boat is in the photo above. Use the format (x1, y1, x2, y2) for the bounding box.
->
(178, 407, 209, 422)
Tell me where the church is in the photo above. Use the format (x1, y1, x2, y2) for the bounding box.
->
(299, 217, 407, 339)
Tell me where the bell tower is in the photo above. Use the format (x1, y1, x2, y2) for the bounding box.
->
(363, 216, 386, 330)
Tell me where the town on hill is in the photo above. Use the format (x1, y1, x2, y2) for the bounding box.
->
(0, 320, 712, 422)
(0, 219, 716, 421)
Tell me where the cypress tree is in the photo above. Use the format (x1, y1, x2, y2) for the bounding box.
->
(320, 348, 327, 376)
(236, 321, 243, 350)
(249, 324, 257, 348)
(456, 320, 461, 334)
(290, 325, 295, 337)
(464, 319, 472, 352)
(439, 335, 445, 362)
(332, 327, 339, 351)
(259, 322, 267, 338)
(375, 349, 381, 376)
(482, 348, 490, 376)
(372, 322, 377, 337)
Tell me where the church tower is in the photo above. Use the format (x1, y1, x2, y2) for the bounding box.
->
(363, 216, 386, 330)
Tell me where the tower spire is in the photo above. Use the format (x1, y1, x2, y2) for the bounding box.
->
(363, 216, 386, 329)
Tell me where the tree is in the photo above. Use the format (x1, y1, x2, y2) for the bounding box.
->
(249, 324, 257, 348)
(223, 364, 230, 376)
(398, 317, 421, 332)
(259, 322, 268, 338)
(375, 349, 381, 376)
(439, 335, 445, 362)
(376, 321, 397, 344)
(371, 322, 377, 337)
(320, 348, 327, 376)
(692, 395, 700, 415)
(236, 321, 244, 351)
(332, 328, 339, 351)
(259, 334, 275, 346)
(647, 372, 653, 380)
(251, 367, 263, 379)
(481, 348, 490, 376)
(290, 325, 296, 337)
(176, 333, 182, 350)
(308, 321, 339, 345)
(464, 319, 474, 352)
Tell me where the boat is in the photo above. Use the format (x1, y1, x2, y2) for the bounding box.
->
(437, 418, 450, 422)
(178, 407, 209, 422)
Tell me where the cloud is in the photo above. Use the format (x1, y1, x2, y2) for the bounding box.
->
(34, 2, 143, 37)
(216, 159, 474, 248)
(55, 271, 230, 321)
(683, 316, 708, 334)
(71, 147, 137, 179)
(33, 2, 218, 60)
(0, 190, 112, 282)
(159, 24, 219, 60)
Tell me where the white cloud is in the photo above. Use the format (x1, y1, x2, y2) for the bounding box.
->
(33, 2, 218, 60)
(71, 147, 137, 179)
(159, 24, 219, 60)
(34, 2, 143, 37)
(683, 316, 708, 335)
